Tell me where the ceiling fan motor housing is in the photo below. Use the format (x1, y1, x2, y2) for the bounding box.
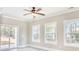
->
(32, 7, 36, 13)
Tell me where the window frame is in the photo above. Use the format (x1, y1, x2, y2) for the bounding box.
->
(32, 24, 40, 42)
(44, 22, 57, 44)
(64, 18, 79, 47)
(0, 24, 17, 49)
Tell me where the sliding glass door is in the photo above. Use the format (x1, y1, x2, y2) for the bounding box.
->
(0, 24, 17, 49)
(0, 25, 9, 48)
(9, 26, 17, 48)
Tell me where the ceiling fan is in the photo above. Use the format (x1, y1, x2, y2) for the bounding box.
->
(24, 7, 45, 18)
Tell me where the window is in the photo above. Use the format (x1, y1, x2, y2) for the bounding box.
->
(0, 24, 17, 49)
(44, 22, 57, 44)
(64, 20, 79, 47)
(32, 24, 40, 42)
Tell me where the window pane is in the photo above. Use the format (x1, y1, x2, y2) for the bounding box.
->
(64, 21, 79, 46)
(32, 24, 40, 42)
(0, 25, 17, 49)
(45, 22, 57, 44)
(1, 25, 9, 47)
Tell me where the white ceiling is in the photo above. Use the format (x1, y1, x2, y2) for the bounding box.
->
(0, 7, 78, 21)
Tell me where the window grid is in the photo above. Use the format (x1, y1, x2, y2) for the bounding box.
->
(0, 24, 17, 49)
(32, 24, 40, 42)
(44, 22, 57, 44)
(65, 22, 79, 44)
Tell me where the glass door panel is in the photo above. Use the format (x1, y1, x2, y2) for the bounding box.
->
(10, 27, 17, 48)
(1, 25, 9, 49)
(0, 25, 17, 50)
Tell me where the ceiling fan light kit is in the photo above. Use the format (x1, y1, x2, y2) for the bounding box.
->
(24, 7, 45, 19)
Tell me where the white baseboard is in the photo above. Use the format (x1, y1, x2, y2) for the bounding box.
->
(3, 44, 62, 51)
(17, 44, 30, 48)
(28, 44, 61, 51)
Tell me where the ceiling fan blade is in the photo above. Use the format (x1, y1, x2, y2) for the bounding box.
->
(23, 13, 32, 16)
(68, 7, 74, 9)
(36, 8, 42, 12)
(36, 13, 45, 16)
(24, 9, 31, 12)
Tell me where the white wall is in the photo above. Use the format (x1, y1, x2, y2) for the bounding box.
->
(28, 10, 79, 51)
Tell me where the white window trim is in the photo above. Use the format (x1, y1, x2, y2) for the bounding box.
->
(0, 24, 17, 48)
(32, 24, 40, 42)
(64, 18, 79, 47)
(44, 22, 57, 44)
